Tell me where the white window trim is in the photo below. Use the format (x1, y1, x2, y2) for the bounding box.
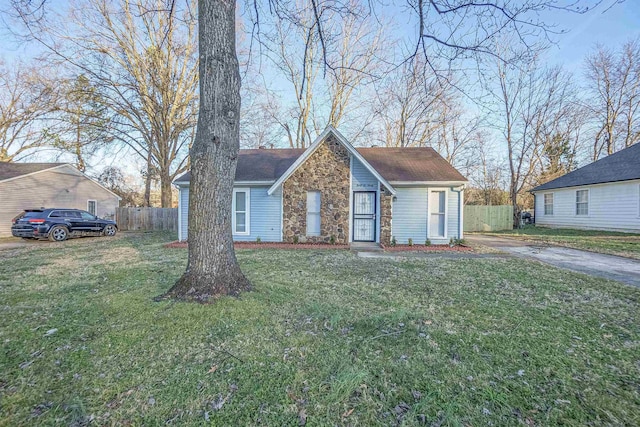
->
(543, 193, 554, 216)
(427, 188, 448, 239)
(232, 188, 250, 236)
(87, 199, 97, 215)
(575, 189, 589, 216)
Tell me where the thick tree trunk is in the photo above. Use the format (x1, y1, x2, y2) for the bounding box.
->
(162, 0, 251, 303)
(144, 151, 153, 207)
(160, 170, 173, 208)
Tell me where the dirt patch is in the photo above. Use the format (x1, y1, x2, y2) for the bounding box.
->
(164, 241, 350, 250)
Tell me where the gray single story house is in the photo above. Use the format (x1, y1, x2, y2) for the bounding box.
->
(174, 127, 467, 246)
(531, 142, 640, 233)
(0, 163, 121, 237)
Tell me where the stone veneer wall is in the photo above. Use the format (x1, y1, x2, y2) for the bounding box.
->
(379, 184, 393, 246)
(282, 136, 350, 243)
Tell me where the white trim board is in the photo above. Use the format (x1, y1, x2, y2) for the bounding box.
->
(173, 180, 275, 187)
(427, 187, 449, 239)
(267, 126, 396, 196)
(232, 187, 251, 236)
(391, 180, 468, 187)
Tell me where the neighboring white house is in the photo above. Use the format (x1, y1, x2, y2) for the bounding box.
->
(531, 143, 640, 233)
(0, 163, 121, 237)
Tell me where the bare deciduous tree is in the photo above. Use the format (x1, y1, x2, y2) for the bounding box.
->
(44, 74, 112, 172)
(584, 39, 640, 159)
(0, 61, 57, 161)
(371, 60, 480, 169)
(16, 0, 199, 207)
(486, 50, 581, 224)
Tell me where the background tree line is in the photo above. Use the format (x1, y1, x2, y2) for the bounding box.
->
(2, 0, 638, 220)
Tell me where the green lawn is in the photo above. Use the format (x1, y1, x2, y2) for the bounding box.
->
(1, 233, 639, 426)
(491, 226, 640, 259)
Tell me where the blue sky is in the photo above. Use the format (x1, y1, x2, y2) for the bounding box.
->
(1, 0, 638, 174)
(544, 1, 640, 69)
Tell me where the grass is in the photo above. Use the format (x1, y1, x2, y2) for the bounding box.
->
(0, 232, 639, 426)
(491, 226, 640, 259)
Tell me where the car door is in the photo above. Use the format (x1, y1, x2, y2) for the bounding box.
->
(79, 211, 99, 231)
(64, 210, 85, 232)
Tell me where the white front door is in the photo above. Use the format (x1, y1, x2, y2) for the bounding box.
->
(353, 191, 376, 242)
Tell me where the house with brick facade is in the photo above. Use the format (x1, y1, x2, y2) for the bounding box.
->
(174, 127, 467, 246)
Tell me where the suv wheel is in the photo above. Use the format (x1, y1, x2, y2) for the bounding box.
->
(49, 226, 68, 242)
(103, 225, 117, 237)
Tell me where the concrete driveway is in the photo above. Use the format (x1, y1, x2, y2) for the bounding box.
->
(466, 234, 640, 288)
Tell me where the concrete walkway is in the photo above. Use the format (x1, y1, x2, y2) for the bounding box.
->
(466, 234, 640, 287)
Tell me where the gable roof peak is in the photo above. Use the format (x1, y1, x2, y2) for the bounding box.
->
(267, 126, 396, 195)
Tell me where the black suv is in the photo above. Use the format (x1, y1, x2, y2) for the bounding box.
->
(11, 208, 118, 242)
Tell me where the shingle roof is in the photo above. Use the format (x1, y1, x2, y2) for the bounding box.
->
(357, 147, 467, 182)
(173, 147, 466, 184)
(174, 149, 304, 183)
(0, 162, 66, 182)
(532, 143, 640, 192)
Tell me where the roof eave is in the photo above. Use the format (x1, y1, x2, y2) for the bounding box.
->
(174, 179, 276, 186)
(531, 177, 640, 193)
(390, 180, 468, 186)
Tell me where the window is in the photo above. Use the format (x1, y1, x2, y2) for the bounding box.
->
(429, 190, 446, 238)
(80, 211, 95, 220)
(306, 191, 321, 236)
(544, 193, 554, 215)
(49, 210, 64, 218)
(87, 200, 97, 215)
(576, 189, 589, 215)
(232, 188, 250, 235)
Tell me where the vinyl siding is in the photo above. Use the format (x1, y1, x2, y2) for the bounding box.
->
(447, 190, 460, 239)
(178, 185, 283, 242)
(0, 165, 119, 237)
(534, 180, 640, 232)
(351, 158, 378, 191)
(179, 186, 189, 241)
(392, 188, 428, 244)
(392, 187, 461, 244)
(234, 186, 282, 242)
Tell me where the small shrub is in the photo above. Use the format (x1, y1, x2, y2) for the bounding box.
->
(449, 237, 455, 247)
(256, 236, 261, 243)
(293, 235, 299, 244)
(390, 236, 397, 247)
(408, 238, 413, 246)
(425, 239, 431, 246)
(330, 235, 336, 245)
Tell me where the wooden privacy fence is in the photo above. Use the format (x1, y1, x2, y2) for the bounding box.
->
(116, 207, 178, 232)
(464, 205, 513, 232)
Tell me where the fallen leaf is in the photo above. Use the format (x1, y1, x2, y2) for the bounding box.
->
(342, 408, 354, 418)
(208, 365, 218, 374)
